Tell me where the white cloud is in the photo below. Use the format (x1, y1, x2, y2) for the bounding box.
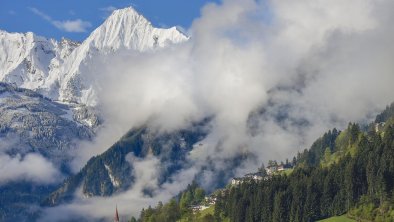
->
(41, 0, 394, 219)
(29, 7, 91, 33)
(86, 0, 394, 190)
(40, 155, 181, 221)
(99, 6, 117, 19)
(52, 19, 91, 33)
(100, 6, 117, 13)
(0, 153, 63, 185)
(0, 135, 63, 185)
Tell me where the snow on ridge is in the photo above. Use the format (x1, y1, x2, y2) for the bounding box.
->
(104, 164, 121, 188)
(0, 6, 188, 107)
(87, 6, 188, 51)
(0, 30, 80, 101)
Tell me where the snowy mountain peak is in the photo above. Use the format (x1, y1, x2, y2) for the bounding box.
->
(56, 6, 188, 105)
(112, 6, 141, 18)
(0, 30, 61, 89)
(0, 6, 189, 106)
(86, 6, 188, 52)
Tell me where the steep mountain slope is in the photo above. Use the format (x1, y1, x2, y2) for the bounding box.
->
(0, 182, 58, 222)
(45, 122, 208, 206)
(0, 7, 187, 106)
(0, 6, 189, 221)
(0, 82, 95, 162)
(375, 102, 394, 123)
(138, 103, 394, 222)
(215, 120, 394, 222)
(0, 82, 97, 221)
(0, 30, 78, 98)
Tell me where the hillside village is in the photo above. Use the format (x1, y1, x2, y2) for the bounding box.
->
(231, 161, 293, 186)
(186, 119, 390, 215)
(132, 104, 394, 221)
(188, 160, 294, 213)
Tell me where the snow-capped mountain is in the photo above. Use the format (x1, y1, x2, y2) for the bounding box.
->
(0, 7, 188, 106)
(0, 82, 95, 162)
(0, 31, 79, 97)
(45, 123, 208, 206)
(0, 7, 188, 220)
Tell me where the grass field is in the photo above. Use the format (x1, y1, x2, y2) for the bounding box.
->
(178, 206, 214, 222)
(317, 215, 355, 222)
(273, 168, 294, 176)
(178, 206, 230, 222)
(199, 206, 215, 218)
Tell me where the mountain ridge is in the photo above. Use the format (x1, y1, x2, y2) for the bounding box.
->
(0, 6, 188, 107)
(44, 121, 208, 206)
(0, 82, 97, 221)
(135, 102, 394, 222)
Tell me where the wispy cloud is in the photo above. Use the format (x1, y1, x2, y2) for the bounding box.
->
(100, 6, 117, 13)
(0, 136, 63, 185)
(0, 153, 63, 184)
(29, 7, 91, 33)
(99, 6, 117, 18)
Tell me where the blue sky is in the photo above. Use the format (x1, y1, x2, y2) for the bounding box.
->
(0, 0, 220, 41)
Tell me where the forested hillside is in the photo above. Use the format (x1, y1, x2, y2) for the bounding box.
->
(135, 181, 209, 222)
(133, 104, 394, 222)
(216, 106, 394, 222)
(44, 123, 208, 206)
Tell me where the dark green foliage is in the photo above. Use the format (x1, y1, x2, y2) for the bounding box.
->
(201, 214, 215, 222)
(296, 128, 340, 167)
(138, 182, 207, 222)
(44, 123, 207, 206)
(129, 216, 138, 222)
(215, 122, 394, 222)
(0, 182, 57, 221)
(125, 104, 394, 222)
(130, 104, 394, 222)
(179, 181, 206, 210)
(375, 103, 394, 123)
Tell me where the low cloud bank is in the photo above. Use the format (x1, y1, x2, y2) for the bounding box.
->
(0, 136, 62, 185)
(44, 0, 394, 220)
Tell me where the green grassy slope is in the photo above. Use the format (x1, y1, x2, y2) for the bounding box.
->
(317, 215, 355, 222)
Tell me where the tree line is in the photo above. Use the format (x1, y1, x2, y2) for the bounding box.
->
(132, 103, 394, 222)
(215, 121, 394, 221)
